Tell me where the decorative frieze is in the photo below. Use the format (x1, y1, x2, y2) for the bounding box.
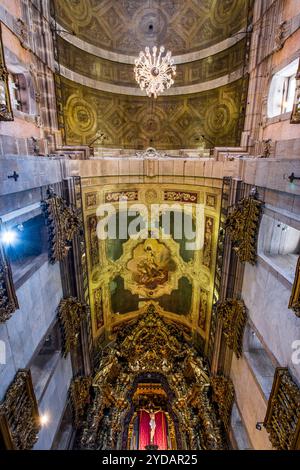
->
(216, 299, 247, 358)
(70, 376, 92, 429)
(211, 376, 235, 432)
(57, 297, 88, 356)
(42, 190, 80, 264)
(105, 191, 138, 203)
(0, 235, 19, 323)
(225, 195, 263, 264)
(289, 257, 300, 317)
(164, 191, 198, 203)
(264, 368, 300, 450)
(0, 369, 40, 449)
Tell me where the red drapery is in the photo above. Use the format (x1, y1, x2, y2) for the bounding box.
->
(138, 410, 168, 450)
(138, 411, 150, 450)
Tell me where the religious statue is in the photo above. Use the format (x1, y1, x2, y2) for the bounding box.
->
(149, 409, 156, 444)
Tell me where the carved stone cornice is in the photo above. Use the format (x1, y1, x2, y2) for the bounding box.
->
(225, 194, 263, 264)
(0, 369, 40, 449)
(57, 297, 88, 356)
(264, 368, 300, 450)
(70, 376, 92, 429)
(0, 236, 19, 323)
(42, 190, 80, 264)
(289, 256, 300, 316)
(216, 299, 247, 358)
(211, 375, 235, 431)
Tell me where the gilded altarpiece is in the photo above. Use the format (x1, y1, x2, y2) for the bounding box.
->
(0, 369, 40, 449)
(81, 177, 221, 351)
(80, 306, 227, 450)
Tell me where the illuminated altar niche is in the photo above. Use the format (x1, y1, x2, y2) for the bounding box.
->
(127, 383, 177, 450)
(81, 176, 221, 352)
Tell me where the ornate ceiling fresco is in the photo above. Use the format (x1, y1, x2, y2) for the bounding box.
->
(58, 75, 247, 149)
(53, 1, 252, 150)
(81, 178, 221, 352)
(53, 0, 250, 56)
(57, 36, 246, 88)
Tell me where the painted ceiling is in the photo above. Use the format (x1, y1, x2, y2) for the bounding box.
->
(53, 0, 250, 56)
(53, 1, 252, 150)
(81, 178, 221, 351)
(57, 75, 248, 149)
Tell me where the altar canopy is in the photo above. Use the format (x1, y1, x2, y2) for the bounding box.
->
(138, 410, 168, 450)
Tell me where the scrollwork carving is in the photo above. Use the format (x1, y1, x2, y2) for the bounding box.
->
(225, 195, 263, 264)
(216, 299, 247, 358)
(291, 60, 300, 124)
(0, 235, 19, 323)
(289, 257, 300, 317)
(70, 376, 92, 429)
(57, 297, 88, 356)
(0, 369, 40, 449)
(211, 376, 235, 431)
(80, 305, 226, 450)
(42, 190, 80, 264)
(0, 24, 13, 121)
(264, 368, 300, 450)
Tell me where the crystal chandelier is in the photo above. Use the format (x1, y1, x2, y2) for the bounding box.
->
(134, 46, 176, 98)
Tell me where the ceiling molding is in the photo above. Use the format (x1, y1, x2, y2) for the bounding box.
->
(58, 26, 247, 65)
(59, 64, 245, 97)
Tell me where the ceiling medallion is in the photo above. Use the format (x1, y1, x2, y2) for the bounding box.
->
(134, 46, 176, 98)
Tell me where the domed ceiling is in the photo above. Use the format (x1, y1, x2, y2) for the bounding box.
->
(53, 0, 252, 149)
(53, 0, 250, 56)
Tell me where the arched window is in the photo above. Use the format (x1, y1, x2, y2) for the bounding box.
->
(267, 58, 299, 118)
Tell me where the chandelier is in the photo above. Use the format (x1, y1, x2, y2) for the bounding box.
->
(134, 46, 176, 98)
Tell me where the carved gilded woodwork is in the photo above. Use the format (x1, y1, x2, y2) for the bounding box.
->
(225, 195, 263, 264)
(289, 257, 300, 316)
(264, 368, 300, 450)
(216, 299, 247, 358)
(70, 376, 92, 429)
(0, 23, 13, 121)
(80, 305, 225, 450)
(291, 59, 300, 124)
(0, 233, 19, 323)
(54, 0, 250, 55)
(57, 297, 88, 356)
(42, 191, 80, 264)
(211, 376, 235, 431)
(59, 75, 247, 150)
(0, 369, 40, 449)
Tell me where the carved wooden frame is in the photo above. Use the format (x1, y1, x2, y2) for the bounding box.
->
(264, 368, 300, 450)
(0, 23, 13, 121)
(0, 369, 40, 449)
(289, 256, 300, 316)
(291, 59, 300, 124)
(42, 190, 80, 264)
(0, 225, 19, 323)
